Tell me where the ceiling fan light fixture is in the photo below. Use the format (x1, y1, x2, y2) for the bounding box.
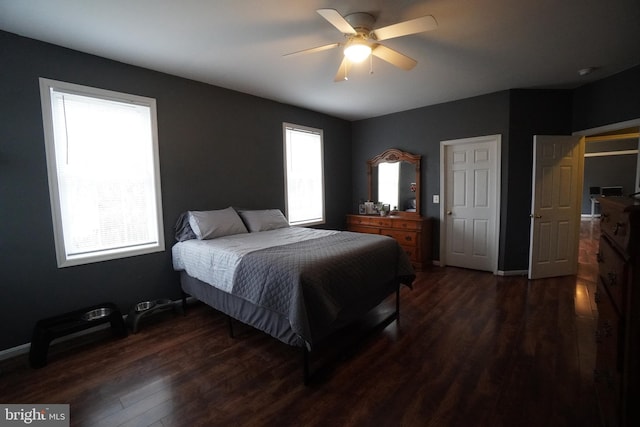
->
(344, 40, 371, 63)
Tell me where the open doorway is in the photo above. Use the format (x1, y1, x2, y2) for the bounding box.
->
(574, 118, 640, 274)
(578, 124, 640, 218)
(527, 119, 640, 279)
(574, 120, 640, 208)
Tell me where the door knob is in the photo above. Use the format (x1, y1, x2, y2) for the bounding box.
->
(447, 210, 452, 215)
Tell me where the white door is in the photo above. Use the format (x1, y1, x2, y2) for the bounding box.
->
(528, 135, 584, 279)
(441, 135, 500, 272)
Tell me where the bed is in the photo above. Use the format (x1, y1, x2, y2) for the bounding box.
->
(172, 207, 415, 380)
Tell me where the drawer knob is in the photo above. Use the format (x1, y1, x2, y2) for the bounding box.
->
(613, 222, 624, 235)
(607, 272, 617, 286)
(602, 320, 613, 337)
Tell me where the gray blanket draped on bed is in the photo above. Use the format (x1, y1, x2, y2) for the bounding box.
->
(231, 231, 415, 347)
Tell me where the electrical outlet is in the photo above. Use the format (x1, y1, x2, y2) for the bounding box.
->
(433, 195, 440, 204)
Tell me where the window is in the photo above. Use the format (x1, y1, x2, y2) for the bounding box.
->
(39, 78, 164, 267)
(283, 123, 325, 226)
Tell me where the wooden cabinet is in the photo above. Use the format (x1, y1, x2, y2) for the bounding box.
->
(595, 196, 640, 427)
(346, 214, 432, 271)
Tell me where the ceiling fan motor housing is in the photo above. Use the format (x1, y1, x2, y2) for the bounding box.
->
(344, 12, 376, 37)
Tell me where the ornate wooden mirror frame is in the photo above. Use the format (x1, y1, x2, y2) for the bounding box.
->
(367, 148, 422, 217)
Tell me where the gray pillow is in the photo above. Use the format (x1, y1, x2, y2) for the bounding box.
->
(188, 207, 248, 239)
(238, 209, 290, 232)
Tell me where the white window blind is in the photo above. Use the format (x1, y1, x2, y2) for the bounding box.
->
(283, 123, 325, 226)
(40, 78, 164, 267)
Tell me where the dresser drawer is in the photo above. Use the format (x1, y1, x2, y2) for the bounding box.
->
(391, 219, 421, 230)
(402, 244, 422, 261)
(601, 205, 630, 251)
(347, 215, 392, 228)
(594, 280, 622, 424)
(348, 225, 380, 234)
(598, 237, 629, 314)
(381, 229, 418, 246)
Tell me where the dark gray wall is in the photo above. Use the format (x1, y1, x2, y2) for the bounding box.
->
(503, 90, 573, 270)
(352, 62, 640, 272)
(573, 65, 640, 131)
(0, 31, 352, 351)
(573, 65, 640, 214)
(2, 27, 639, 352)
(581, 138, 638, 213)
(351, 89, 575, 271)
(582, 155, 637, 212)
(351, 91, 512, 266)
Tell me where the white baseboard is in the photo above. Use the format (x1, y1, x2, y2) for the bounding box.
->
(0, 323, 112, 362)
(0, 297, 192, 363)
(496, 269, 528, 276)
(0, 343, 31, 361)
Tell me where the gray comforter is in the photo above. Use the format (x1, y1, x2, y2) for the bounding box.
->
(231, 231, 415, 346)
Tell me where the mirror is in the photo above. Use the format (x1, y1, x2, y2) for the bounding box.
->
(368, 148, 421, 216)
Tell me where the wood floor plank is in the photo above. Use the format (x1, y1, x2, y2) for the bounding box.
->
(0, 219, 602, 427)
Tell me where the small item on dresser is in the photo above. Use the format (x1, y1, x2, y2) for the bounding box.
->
(364, 201, 375, 214)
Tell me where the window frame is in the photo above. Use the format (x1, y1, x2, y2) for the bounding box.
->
(282, 122, 325, 226)
(39, 78, 165, 267)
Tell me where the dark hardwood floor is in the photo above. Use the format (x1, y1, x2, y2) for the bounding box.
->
(0, 220, 602, 427)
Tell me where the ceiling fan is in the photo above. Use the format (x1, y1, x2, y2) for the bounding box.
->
(284, 9, 438, 81)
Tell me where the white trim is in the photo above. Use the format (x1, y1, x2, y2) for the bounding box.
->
(0, 322, 112, 362)
(584, 149, 638, 158)
(439, 134, 501, 274)
(282, 122, 325, 226)
(496, 270, 528, 276)
(585, 132, 639, 143)
(573, 118, 640, 137)
(39, 78, 165, 267)
(0, 343, 31, 361)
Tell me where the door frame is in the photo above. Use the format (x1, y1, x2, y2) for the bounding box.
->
(573, 117, 640, 194)
(439, 134, 501, 274)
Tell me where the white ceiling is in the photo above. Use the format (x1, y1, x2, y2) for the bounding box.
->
(1, 0, 639, 121)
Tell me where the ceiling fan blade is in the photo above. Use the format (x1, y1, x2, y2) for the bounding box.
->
(334, 57, 350, 82)
(373, 15, 437, 41)
(372, 45, 417, 70)
(317, 9, 357, 34)
(283, 43, 340, 57)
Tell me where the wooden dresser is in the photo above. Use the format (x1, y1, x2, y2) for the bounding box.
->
(595, 196, 640, 427)
(346, 214, 432, 271)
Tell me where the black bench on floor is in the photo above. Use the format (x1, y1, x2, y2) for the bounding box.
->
(29, 302, 127, 368)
